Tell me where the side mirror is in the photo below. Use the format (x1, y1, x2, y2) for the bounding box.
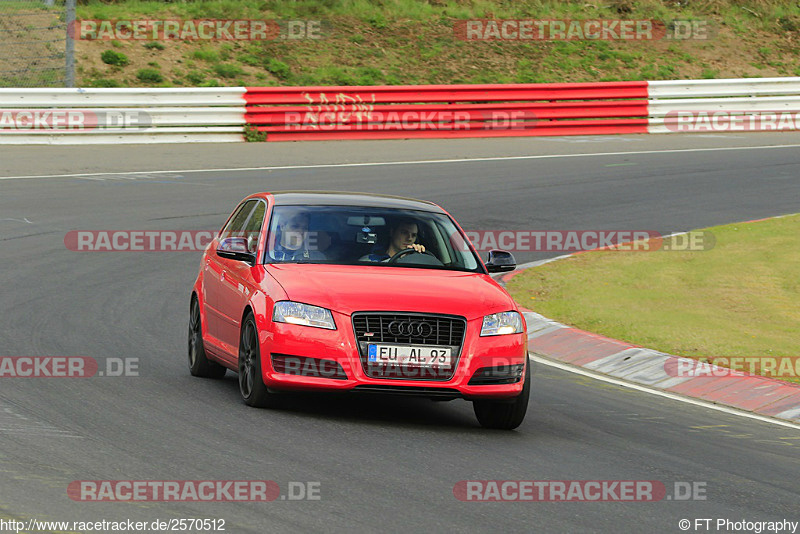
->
(217, 237, 256, 265)
(485, 249, 516, 273)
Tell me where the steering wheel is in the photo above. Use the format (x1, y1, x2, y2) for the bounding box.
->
(387, 247, 440, 264)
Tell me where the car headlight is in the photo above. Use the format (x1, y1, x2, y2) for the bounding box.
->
(273, 301, 336, 330)
(480, 311, 523, 336)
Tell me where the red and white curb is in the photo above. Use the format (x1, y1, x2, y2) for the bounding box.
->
(521, 310, 800, 425)
(505, 217, 800, 426)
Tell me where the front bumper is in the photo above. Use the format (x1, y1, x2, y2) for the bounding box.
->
(257, 311, 528, 399)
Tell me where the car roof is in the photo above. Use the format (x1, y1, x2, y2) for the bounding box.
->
(264, 191, 446, 213)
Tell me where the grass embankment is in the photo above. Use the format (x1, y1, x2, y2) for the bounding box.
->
(507, 215, 800, 383)
(69, 0, 800, 88)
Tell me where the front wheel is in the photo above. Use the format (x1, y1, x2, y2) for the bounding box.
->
(238, 314, 276, 408)
(473, 360, 530, 430)
(188, 298, 226, 379)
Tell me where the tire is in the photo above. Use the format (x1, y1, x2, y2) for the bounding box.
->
(238, 313, 276, 408)
(473, 360, 530, 430)
(188, 298, 227, 379)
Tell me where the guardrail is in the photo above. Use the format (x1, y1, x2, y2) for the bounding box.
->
(1, 77, 799, 143)
(244, 82, 650, 141)
(648, 77, 800, 134)
(0, 88, 245, 144)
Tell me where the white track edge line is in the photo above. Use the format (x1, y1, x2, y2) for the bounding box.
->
(529, 353, 800, 432)
(3, 142, 800, 181)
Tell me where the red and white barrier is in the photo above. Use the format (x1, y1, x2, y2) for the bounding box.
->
(0, 88, 246, 144)
(1, 77, 799, 143)
(244, 82, 649, 141)
(648, 78, 800, 134)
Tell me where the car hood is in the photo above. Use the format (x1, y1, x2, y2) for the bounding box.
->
(265, 264, 517, 320)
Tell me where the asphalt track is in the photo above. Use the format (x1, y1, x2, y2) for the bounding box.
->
(1, 134, 799, 533)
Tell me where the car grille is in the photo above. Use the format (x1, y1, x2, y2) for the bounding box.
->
(352, 312, 467, 380)
(351, 385, 462, 399)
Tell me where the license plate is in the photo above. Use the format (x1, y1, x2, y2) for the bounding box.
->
(367, 344, 452, 367)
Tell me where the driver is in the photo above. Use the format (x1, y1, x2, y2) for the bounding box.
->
(361, 218, 425, 262)
(271, 211, 326, 261)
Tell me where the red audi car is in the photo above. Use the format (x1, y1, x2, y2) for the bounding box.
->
(189, 192, 530, 429)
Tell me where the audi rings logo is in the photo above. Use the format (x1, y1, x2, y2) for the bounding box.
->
(387, 321, 433, 338)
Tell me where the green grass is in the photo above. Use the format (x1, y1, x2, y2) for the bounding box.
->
(88, 77, 122, 87)
(0, 1, 54, 12)
(77, 0, 800, 23)
(100, 49, 129, 66)
(73, 0, 800, 87)
(212, 63, 244, 78)
(507, 215, 800, 382)
(185, 70, 206, 84)
(265, 58, 290, 79)
(135, 67, 164, 83)
(191, 48, 220, 62)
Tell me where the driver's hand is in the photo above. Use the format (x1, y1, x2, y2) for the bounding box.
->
(407, 243, 425, 253)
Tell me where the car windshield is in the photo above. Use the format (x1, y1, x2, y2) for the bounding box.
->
(264, 205, 482, 272)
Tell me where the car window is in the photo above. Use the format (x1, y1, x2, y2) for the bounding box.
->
(242, 201, 266, 253)
(220, 200, 258, 240)
(264, 205, 482, 272)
